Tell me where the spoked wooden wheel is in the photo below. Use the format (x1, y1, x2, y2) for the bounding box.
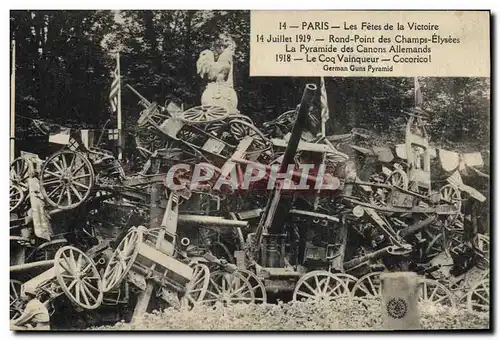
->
(10, 279, 24, 320)
(331, 273, 359, 291)
(352, 272, 383, 300)
(10, 184, 24, 212)
(10, 157, 30, 192)
(102, 227, 143, 293)
(473, 234, 490, 269)
(233, 269, 267, 303)
(33, 239, 69, 261)
(440, 184, 461, 227)
(202, 271, 255, 305)
(293, 270, 351, 302)
(179, 105, 229, 124)
(418, 278, 456, 308)
(54, 246, 103, 310)
(444, 215, 466, 257)
(40, 150, 95, 210)
(387, 169, 408, 190)
(229, 119, 270, 151)
(135, 127, 167, 159)
(181, 263, 210, 309)
(467, 279, 489, 315)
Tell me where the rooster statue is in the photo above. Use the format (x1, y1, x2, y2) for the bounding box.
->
(196, 42, 238, 113)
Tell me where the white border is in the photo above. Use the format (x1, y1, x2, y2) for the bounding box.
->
(2, 1, 497, 339)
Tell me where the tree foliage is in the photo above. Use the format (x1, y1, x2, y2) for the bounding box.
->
(10, 10, 490, 153)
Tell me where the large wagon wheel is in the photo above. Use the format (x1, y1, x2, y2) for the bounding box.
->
(54, 246, 103, 310)
(467, 279, 489, 315)
(181, 263, 210, 309)
(202, 270, 255, 305)
(234, 269, 267, 303)
(102, 227, 143, 293)
(10, 279, 24, 320)
(473, 234, 489, 269)
(10, 157, 30, 192)
(178, 105, 229, 124)
(40, 150, 95, 210)
(386, 169, 408, 190)
(228, 119, 270, 151)
(440, 184, 461, 227)
(10, 184, 24, 212)
(135, 127, 167, 159)
(330, 273, 359, 291)
(33, 239, 69, 261)
(444, 215, 466, 257)
(418, 278, 456, 308)
(293, 270, 351, 302)
(352, 272, 383, 301)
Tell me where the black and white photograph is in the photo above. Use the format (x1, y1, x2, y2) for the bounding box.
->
(8, 9, 491, 331)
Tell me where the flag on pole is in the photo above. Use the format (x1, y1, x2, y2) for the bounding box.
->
(320, 77, 330, 122)
(414, 77, 423, 108)
(109, 54, 120, 113)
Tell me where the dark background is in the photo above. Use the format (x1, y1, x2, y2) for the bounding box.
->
(10, 10, 490, 158)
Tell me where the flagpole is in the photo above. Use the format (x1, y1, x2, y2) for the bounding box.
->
(320, 77, 329, 137)
(117, 51, 123, 161)
(10, 40, 16, 163)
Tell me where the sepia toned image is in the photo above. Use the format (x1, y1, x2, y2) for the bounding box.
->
(9, 10, 490, 331)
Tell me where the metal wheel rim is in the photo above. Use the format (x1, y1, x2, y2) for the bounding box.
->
(228, 119, 270, 150)
(34, 239, 69, 261)
(54, 246, 103, 309)
(181, 263, 210, 309)
(10, 279, 24, 321)
(352, 272, 383, 300)
(10, 158, 30, 191)
(234, 269, 267, 303)
(202, 271, 256, 305)
(418, 278, 456, 308)
(102, 227, 143, 292)
(40, 150, 95, 210)
(467, 279, 489, 315)
(293, 270, 351, 302)
(10, 184, 24, 212)
(179, 105, 229, 124)
(387, 169, 408, 190)
(330, 273, 359, 291)
(440, 184, 461, 226)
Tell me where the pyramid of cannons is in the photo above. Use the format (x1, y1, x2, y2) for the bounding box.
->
(9, 84, 489, 325)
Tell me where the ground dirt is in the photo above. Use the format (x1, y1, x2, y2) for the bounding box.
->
(91, 298, 489, 331)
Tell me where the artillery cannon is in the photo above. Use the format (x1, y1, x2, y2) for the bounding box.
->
(10, 246, 104, 322)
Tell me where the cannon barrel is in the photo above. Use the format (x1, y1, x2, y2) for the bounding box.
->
(178, 214, 248, 228)
(126, 84, 151, 108)
(344, 246, 397, 270)
(279, 83, 317, 173)
(267, 84, 317, 235)
(399, 215, 437, 239)
(10, 260, 54, 273)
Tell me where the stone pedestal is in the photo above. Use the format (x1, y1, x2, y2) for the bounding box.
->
(380, 272, 421, 330)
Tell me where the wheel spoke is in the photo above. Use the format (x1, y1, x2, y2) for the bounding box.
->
(57, 187, 66, 205)
(70, 185, 83, 201)
(66, 188, 72, 205)
(47, 184, 63, 198)
(303, 281, 316, 295)
(71, 162, 85, 175)
(73, 181, 89, 190)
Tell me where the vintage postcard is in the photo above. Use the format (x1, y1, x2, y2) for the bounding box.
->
(9, 10, 490, 331)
